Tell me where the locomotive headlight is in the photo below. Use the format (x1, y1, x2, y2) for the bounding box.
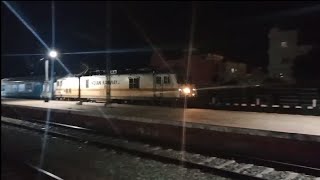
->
(183, 87, 191, 94)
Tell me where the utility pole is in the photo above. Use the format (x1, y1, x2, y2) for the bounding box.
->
(42, 50, 57, 102)
(44, 58, 50, 102)
(49, 0, 55, 102)
(105, 1, 112, 106)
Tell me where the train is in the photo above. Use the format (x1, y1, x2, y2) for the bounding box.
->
(1, 77, 44, 99)
(1, 70, 197, 103)
(55, 70, 196, 103)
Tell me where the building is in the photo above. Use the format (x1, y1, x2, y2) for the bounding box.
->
(268, 27, 312, 82)
(222, 61, 247, 83)
(150, 49, 247, 87)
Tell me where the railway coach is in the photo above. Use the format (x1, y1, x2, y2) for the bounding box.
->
(1, 77, 44, 99)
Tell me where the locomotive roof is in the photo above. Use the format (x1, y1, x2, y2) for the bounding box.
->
(83, 68, 173, 76)
(2, 75, 63, 82)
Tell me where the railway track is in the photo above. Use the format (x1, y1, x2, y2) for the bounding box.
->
(1, 117, 319, 180)
(2, 157, 63, 180)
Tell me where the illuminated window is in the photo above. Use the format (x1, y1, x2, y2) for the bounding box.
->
(18, 84, 25, 92)
(231, 68, 235, 73)
(281, 41, 288, 48)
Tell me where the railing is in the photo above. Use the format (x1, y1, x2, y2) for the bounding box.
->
(196, 86, 320, 115)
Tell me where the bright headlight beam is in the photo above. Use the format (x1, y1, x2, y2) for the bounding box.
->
(183, 87, 191, 94)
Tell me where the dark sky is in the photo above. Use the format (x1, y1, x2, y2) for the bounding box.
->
(2, 1, 320, 77)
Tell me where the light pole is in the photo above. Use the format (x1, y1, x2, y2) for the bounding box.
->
(105, 1, 112, 107)
(42, 50, 58, 102)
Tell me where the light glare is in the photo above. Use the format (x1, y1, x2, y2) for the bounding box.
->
(49, 50, 58, 58)
(183, 87, 191, 94)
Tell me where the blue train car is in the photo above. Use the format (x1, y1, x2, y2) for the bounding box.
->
(1, 77, 45, 99)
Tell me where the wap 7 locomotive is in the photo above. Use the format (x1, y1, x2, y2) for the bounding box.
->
(55, 70, 196, 103)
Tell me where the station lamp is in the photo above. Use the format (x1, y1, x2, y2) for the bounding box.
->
(48, 50, 58, 58)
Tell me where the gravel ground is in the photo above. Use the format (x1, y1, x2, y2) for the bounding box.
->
(1, 125, 230, 180)
(262, 171, 295, 180)
(240, 165, 267, 176)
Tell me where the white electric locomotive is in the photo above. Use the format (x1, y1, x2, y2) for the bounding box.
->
(54, 70, 196, 102)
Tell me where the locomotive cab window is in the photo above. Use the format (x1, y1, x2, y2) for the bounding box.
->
(156, 76, 162, 84)
(57, 81, 62, 87)
(129, 78, 140, 89)
(164, 76, 170, 84)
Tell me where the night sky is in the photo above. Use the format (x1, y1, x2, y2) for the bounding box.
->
(2, 1, 320, 78)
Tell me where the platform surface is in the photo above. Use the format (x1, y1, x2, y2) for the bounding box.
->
(2, 98, 320, 141)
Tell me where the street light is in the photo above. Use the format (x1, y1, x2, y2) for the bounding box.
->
(42, 50, 58, 102)
(49, 50, 58, 58)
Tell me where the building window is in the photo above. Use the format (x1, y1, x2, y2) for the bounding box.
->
(2, 85, 5, 91)
(281, 58, 290, 64)
(279, 73, 284, 78)
(156, 76, 162, 84)
(281, 41, 288, 48)
(86, 79, 89, 88)
(129, 78, 140, 89)
(164, 76, 170, 84)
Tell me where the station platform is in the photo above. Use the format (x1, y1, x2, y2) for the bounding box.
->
(2, 98, 320, 167)
(1, 98, 320, 141)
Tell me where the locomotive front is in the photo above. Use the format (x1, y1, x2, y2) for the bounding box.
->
(178, 84, 197, 97)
